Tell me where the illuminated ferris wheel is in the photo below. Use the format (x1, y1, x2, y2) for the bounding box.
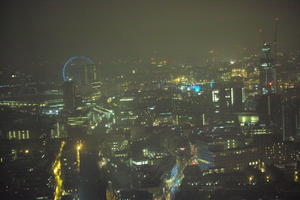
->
(62, 56, 96, 85)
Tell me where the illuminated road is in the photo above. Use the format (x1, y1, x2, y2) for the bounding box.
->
(155, 145, 199, 200)
(106, 181, 117, 200)
(52, 141, 66, 200)
(153, 158, 187, 200)
(76, 140, 82, 173)
(166, 159, 187, 200)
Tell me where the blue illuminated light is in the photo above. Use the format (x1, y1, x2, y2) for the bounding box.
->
(180, 85, 202, 93)
(191, 85, 201, 93)
(171, 165, 179, 178)
(210, 80, 216, 88)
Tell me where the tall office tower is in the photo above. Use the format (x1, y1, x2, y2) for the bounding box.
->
(83, 64, 97, 85)
(259, 42, 277, 95)
(63, 81, 76, 113)
(211, 83, 244, 113)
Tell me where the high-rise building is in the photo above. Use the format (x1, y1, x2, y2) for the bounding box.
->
(259, 42, 277, 95)
(83, 64, 97, 86)
(211, 83, 244, 113)
(63, 81, 76, 113)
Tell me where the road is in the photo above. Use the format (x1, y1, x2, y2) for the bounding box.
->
(153, 158, 187, 200)
(52, 141, 66, 200)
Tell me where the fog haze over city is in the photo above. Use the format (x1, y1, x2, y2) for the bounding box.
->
(1, 1, 300, 200)
(1, 0, 300, 65)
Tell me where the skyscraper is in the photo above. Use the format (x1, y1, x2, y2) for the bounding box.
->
(259, 42, 277, 95)
(63, 81, 76, 113)
(84, 64, 97, 86)
(211, 83, 244, 113)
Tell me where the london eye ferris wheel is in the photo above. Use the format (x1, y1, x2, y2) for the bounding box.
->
(62, 56, 96, 86)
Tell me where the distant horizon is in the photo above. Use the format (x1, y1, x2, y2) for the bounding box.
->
(1, 0, 300, 67)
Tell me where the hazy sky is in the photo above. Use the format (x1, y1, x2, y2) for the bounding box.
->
(1, 0, 300, 65)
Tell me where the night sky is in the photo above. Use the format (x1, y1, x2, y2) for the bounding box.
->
(1, 0, 300, 66)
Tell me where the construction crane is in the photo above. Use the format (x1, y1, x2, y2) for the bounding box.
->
(273, 17, 280, 64)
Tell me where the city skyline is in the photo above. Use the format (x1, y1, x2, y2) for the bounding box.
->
(1, 1, 300, 200)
